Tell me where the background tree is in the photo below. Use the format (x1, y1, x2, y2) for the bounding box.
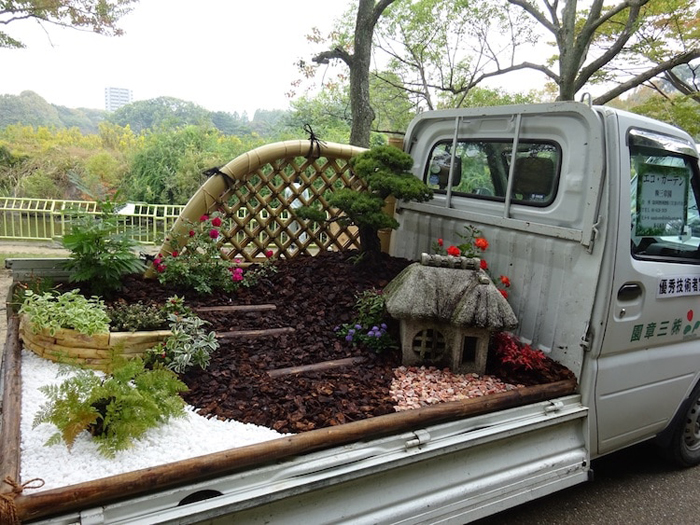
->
(107, 97, 211, 133)
(0, 0, 138, 48)
(374, 0, 538, 112)
(594, 0, 700, 103)
(506, 0, 700, 102)
(0, 91, 105, 132)
(312, 0, 398, 147)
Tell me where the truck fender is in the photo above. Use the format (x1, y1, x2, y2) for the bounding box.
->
(654, 377, 700, 449)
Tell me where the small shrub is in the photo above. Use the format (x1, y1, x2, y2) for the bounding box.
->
(335, 289, 396, 353)
(491, 332, 548, 374)
(145, 312, 219, 374)
(32, 357, 187, 458)
(20, 289, 110, 336)
(153, 213, 276, 294)
(107, 300, 169, 332)
(62, 195, 145, 296)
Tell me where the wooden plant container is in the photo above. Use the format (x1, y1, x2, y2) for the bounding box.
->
(19, 315, 171, 370)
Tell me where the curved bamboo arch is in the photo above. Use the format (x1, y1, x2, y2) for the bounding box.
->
(147, 139, 367, 276)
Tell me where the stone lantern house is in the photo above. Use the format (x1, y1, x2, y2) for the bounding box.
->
(384, 254, 518, 374)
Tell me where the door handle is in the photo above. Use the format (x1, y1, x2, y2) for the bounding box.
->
(618, 283, 642, 301)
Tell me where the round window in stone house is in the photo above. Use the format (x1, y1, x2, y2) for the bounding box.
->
(412, 329, 446, 360)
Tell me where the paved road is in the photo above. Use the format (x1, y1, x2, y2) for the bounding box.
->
(474, 440, 700, 524)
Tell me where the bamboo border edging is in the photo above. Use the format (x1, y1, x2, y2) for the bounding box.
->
(0, 316, 21, 495)
(14, 378, 577, 522)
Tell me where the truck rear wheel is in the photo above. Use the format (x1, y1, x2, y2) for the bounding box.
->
(665, 382, 700, 467)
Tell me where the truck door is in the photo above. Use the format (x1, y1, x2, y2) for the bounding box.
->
(596, 115, 700, 455)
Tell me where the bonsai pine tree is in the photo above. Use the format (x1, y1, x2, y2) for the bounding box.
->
(299, 145, 433, 257)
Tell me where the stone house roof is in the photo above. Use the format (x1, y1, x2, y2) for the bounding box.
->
(384, 256, 518, 331)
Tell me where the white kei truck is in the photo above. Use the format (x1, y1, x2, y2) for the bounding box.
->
(6, 102, 700, 524)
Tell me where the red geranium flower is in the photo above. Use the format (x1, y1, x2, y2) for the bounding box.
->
(265, 249, 274, 258)
(480, 259, 488, 270)
(171, 251, 179, 257)
(499, 289, 509, 299)
(474, 237, 489, 251)
(447, 245, 461, 256)
(437, 238, 444, 247)
(211, 216, 222, 227)
(500, 275, 511, 287)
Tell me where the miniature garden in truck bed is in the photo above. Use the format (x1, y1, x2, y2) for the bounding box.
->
(6, 144, 576, 491)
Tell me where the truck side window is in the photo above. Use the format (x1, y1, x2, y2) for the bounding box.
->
(630, 147, 700, 262)
(424, 140, 560, 206)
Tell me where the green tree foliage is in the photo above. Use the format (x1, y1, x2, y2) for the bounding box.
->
(299, 145, 433, 256)
(1, 0, 138, 49)
(375, 0, 537, 111)
(0, 91, 105, 132)
(506, 0, 700, 102)
(107, 97, 212, 133)
(592, 0, 700, 103)
(210, 110, 252, 135)
(0, 91, 63, 128)
(283, 87, 352, 143)
(122, 125, 266, 204)
(612, 85, 700, 141)
(0, 123, 126, 198)
(312, 0, 399, 147)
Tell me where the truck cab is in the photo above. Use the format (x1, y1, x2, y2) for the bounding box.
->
(394, 102, 700, 464)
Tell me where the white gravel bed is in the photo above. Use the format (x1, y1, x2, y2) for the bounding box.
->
(391, 366, 523, 411)
(20, 350, 286, 492)
(20, 352, 524, 493)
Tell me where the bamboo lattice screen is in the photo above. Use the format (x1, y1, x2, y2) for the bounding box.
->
(157, 140, 368, 262)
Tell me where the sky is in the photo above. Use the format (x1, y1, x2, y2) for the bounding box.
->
(0, 0, 351, 116)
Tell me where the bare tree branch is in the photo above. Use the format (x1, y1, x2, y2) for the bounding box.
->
(593, 49, 700, 104)
(507, 0, 557, 35)
(313, 47, 353, 68)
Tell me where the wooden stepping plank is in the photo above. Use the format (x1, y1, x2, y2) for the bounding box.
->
(194, 304, 276, 313)
(267, 357, 367, 378)
(216, 327, 294, 339)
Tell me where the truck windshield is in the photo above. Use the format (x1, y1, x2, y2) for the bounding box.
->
(423, 140, 561, 206)
(630, 141, 700, 263)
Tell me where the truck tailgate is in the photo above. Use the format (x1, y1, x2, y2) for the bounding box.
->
(33, 395, 587, 524)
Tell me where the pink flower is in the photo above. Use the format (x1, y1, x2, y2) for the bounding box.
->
(230, 267, 244, 282)
(156, 264, 166, 273)
(153, 257, 162, 266)
(265, 249, 274, 258)
(209, 229, 219, 239)
(189, 230, 196, 237)
(480, 259, 488, 270)
(199, 214, 209, 222)
(474, 237, 489, 251)
(447, 245, 461, 257)
(171, 251, 179, 257)
(211, 216, 222, 227)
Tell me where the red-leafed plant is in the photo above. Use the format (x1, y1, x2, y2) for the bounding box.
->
(492, 332, 548, 373)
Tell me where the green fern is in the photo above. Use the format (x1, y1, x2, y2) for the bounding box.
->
(32, 358, 187, 457)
